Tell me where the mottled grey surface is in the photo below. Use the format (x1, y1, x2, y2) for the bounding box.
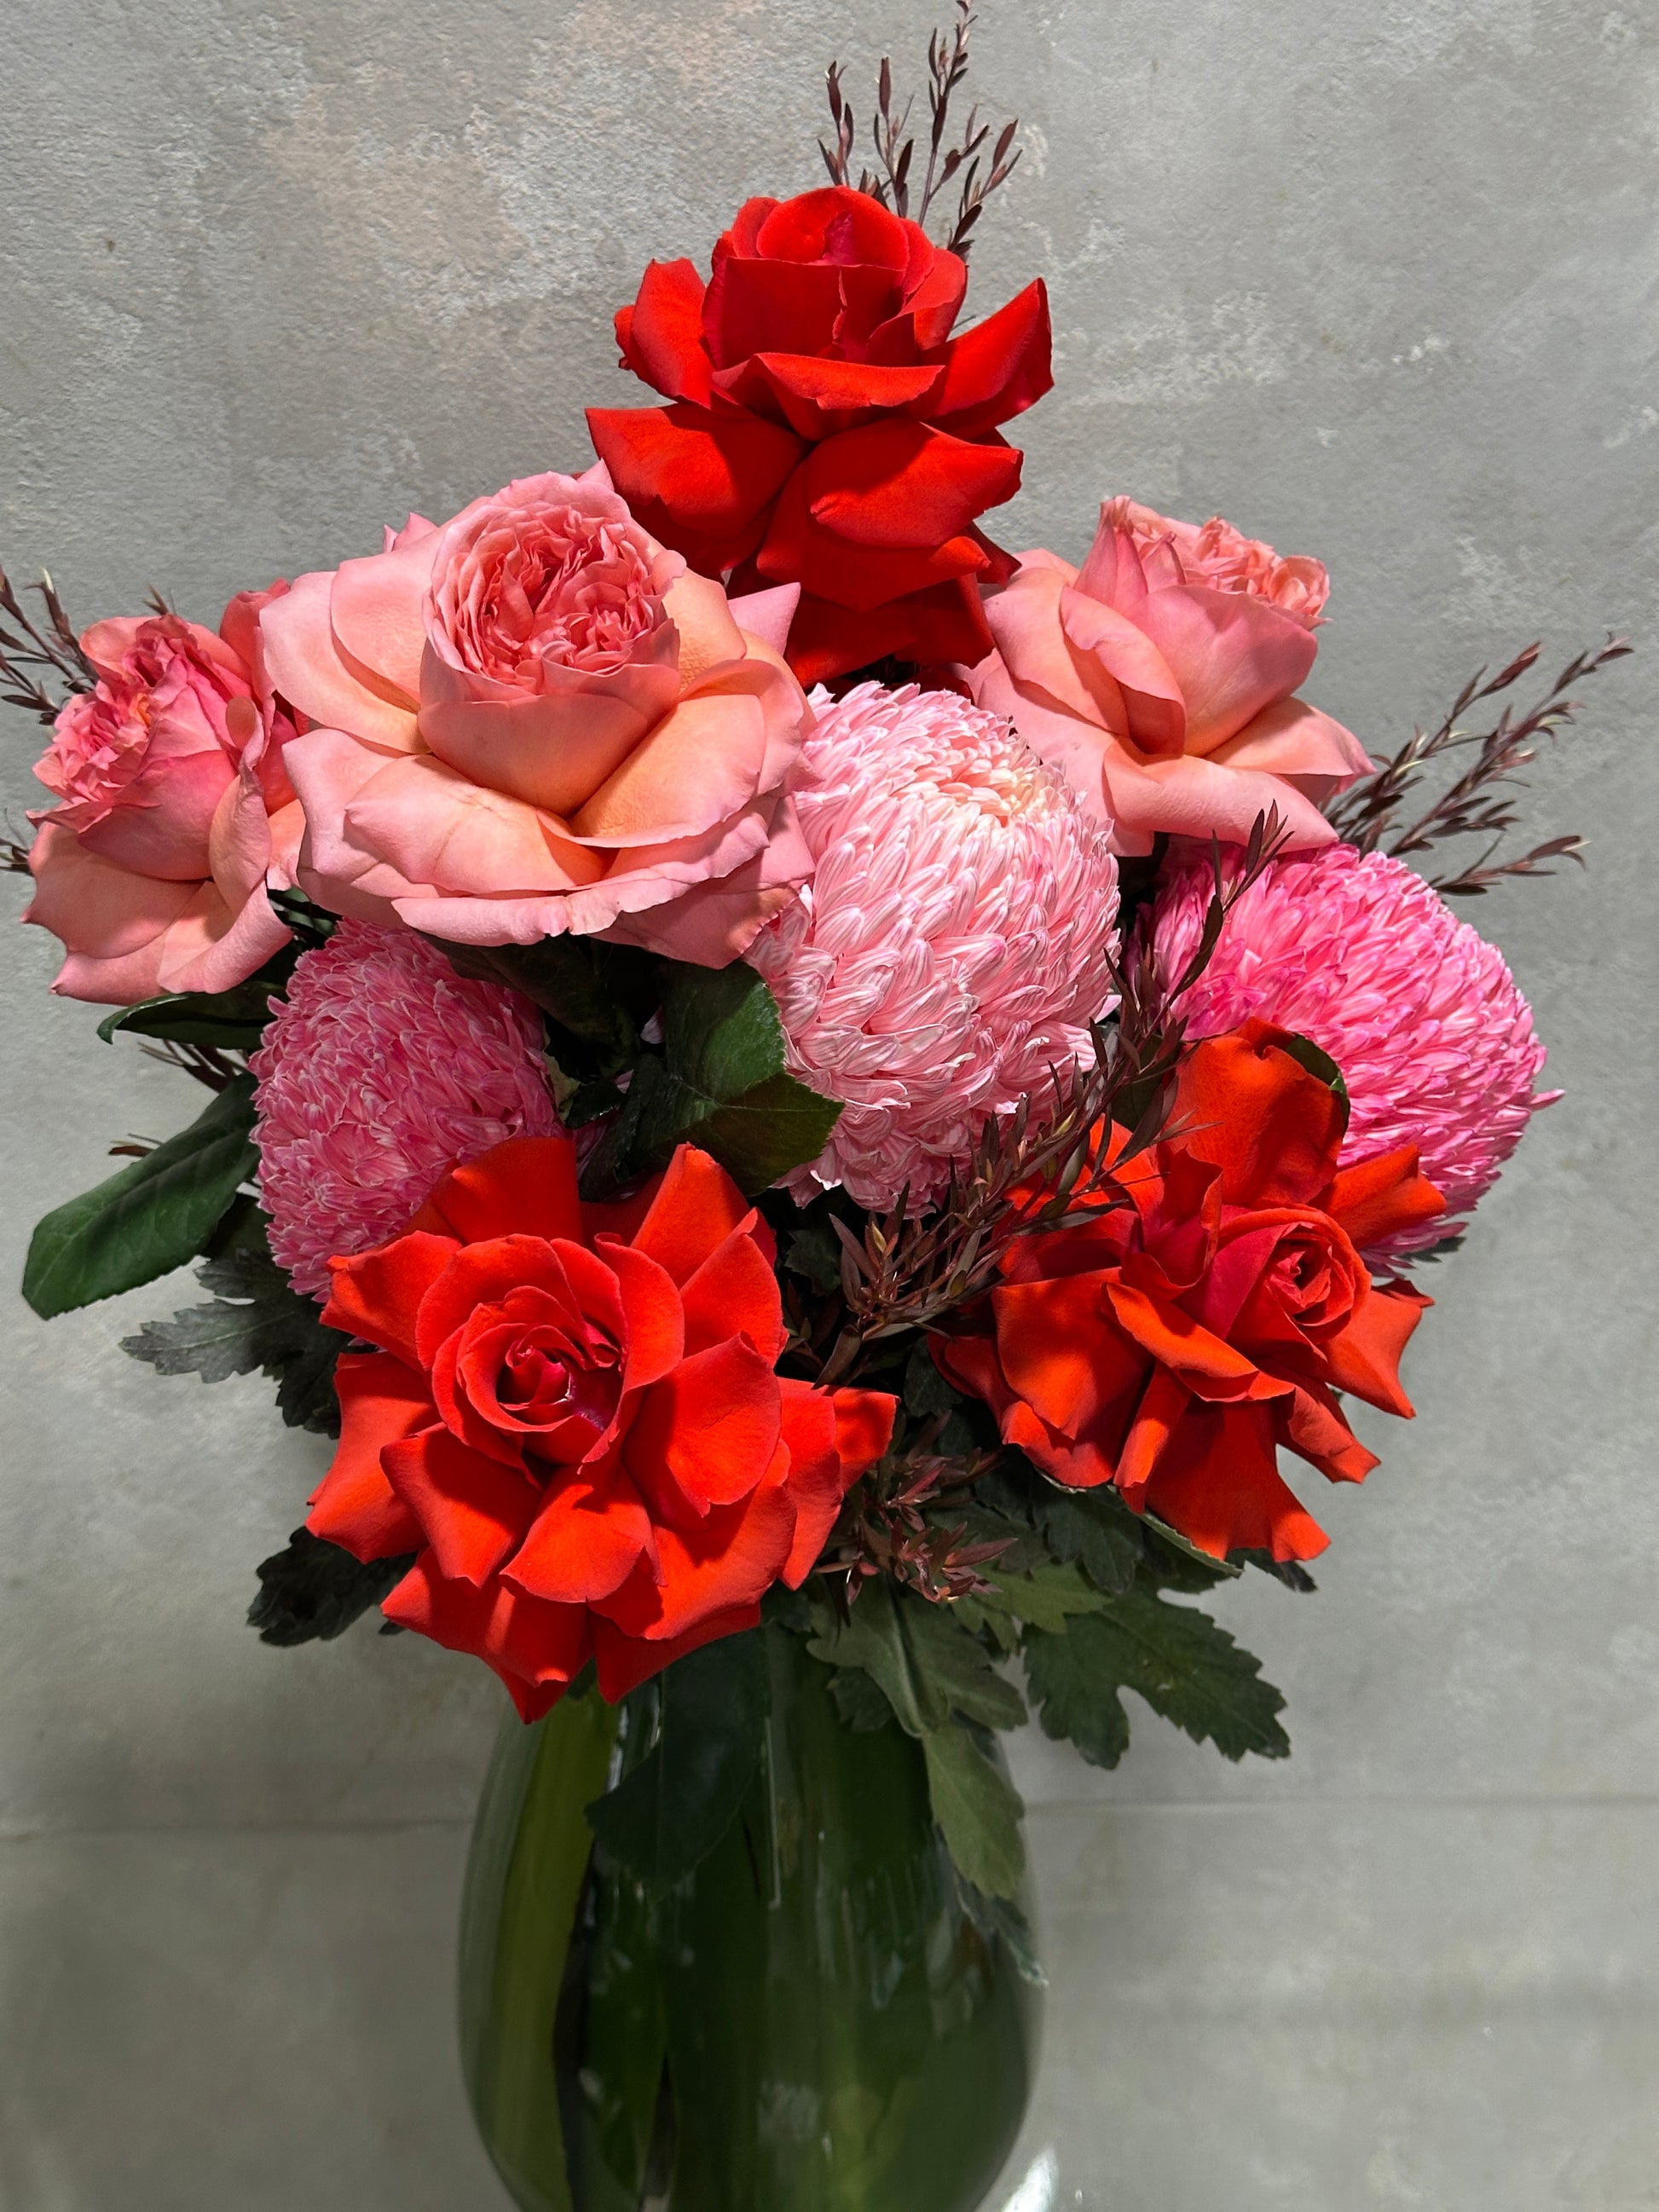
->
(2, 0, 1656, 2205)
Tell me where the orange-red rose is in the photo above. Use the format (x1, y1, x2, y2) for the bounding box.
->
(588, 186, 1052, 685)
(307, 1135, 895, 1714)
(934, 1020, 1446, 1562)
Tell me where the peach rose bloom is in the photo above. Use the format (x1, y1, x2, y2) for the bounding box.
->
(263, 465, 813, 967)
(25, 598, 303, 1002)
(970, 497, 1373, 853)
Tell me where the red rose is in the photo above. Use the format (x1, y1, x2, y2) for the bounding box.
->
(934, 1021, 1446, 1562)
(587, 186, 1052, 684)
(306, 1135, 895, 1714)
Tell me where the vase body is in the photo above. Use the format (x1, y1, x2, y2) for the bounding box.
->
(459, 1623, 1042, 2212)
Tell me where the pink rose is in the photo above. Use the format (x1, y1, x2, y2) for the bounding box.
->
(24, 601, 304, 1002)
(1112, 500, 1330, 628)
(970, 497, 1373, 853)
(263, 465, 813, 967)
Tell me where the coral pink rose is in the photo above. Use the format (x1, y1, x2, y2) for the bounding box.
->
(970, 497, 1373, 854)
(25, 599, 304, 1002)
(263, 464, 814, 967)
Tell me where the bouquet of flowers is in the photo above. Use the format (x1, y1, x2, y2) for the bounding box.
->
(3, 11, 1621, 2209)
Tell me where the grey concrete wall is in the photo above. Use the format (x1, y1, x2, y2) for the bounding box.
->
(2, 1, 1655, 2205)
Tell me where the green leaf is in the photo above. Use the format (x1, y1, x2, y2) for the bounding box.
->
(96, 979, 283, 1051)
(1021, 1620, 1133, 1769)
(586, 1629, 771, 1891)
(899, 1593, 1026, 1732)
(827, 1666, 896, 1731)
(247, 1528, 415, 1646)
(1033, 1487, 1142, 1596)
(957, 1876, 1046, 1989)
(903, 1337, 962, 1420)
(922, 1723, 1026, 1900)
(976, 1557, 1111, 1633)
(807, 1578, 933, 1735)
(122, 1242, 349, 1435)
(601, 962, 841, 1198)
(1137, 1511, 1242, 1591)
(23, 1076, 258, 1319)
(1280, 1030, 1350, 1107)
(431, 934, 659, 1080)
(781, 1216, 844, 1296)
(1026, 1594, 1291, 1768)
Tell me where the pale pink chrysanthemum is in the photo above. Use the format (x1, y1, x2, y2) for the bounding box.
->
(1146, 842, 1554, 1259)
(251, 921, 558, 1297)
(748, 683, 1121, 1210)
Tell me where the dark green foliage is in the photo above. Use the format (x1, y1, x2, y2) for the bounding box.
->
(122, 1241, 350, 1435)
(805, 1579, 1027, 1899)
(587, 961, 841, 1198)
(780, 1216, 844, 1296)
(95, 979, 285, 1052)
(586, 1630, 772, 1892)
(1024, 1592, 1290, 1769)
(23, 1076, 257, 1317)
(1035, 1487, 1142, 1596)
(432, 933, 660, 1083)
(827, 1665, 896, 1731)
(1278, 1029, 1350, 1107)
(921, 1723, 1026, 1900)
(248, 1528, 415, 1646)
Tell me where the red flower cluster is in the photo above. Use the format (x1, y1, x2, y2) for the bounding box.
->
(307, 1135, 895, 1713)
(588, 186, 1052, 684)
(934, 1023, 1446, 1562)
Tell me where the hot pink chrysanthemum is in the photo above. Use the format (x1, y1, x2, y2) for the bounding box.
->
(1146, 842, 1553, 1259)
(251, 921, 558, 1297)
(748, 683, 1121, 1210)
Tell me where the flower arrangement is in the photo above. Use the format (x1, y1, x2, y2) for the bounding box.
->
(3, 9, 1625, 2207)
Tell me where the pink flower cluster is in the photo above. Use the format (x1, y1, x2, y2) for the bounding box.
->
(1146, 843, 1553, 1259)
(21, 476, 1550, 1279)
(250, 922, 558, 1298)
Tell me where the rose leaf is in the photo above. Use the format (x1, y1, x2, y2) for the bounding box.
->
(22, 1076, 258, 1319)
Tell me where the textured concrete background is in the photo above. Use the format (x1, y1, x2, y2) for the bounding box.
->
(2, 0, 1656, 2205)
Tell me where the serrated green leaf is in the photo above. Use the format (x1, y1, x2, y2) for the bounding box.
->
(899, 1593, 1026, 1732)
(1137, 1510, 1242, 1591)
(953, 1596, 1021, 1654)
(1034, 1487, 1142, 1595)
(1021, 1620, 1133, 1768)
(23, 1077, 257, 1319)
(122, 1243, 348, 1435)
(96, 979, 282, 1051)
(586, 1629, 770, 1891)
(922, 1723, 1026, 1900)
(1027, 1594, 1291, 1766)
(247, 1528, 415, 1646)
(601, 962, 841, 1197)
(977, 1557, 1111, 1632)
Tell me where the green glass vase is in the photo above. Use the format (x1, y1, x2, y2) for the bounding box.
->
(458, 1621, 1042, 2212)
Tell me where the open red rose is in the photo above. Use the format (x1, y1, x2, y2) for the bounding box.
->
(933, 1021, 1446, 1562)
(306, 1134, 895, 1714)
(588, 186, 1052, 684)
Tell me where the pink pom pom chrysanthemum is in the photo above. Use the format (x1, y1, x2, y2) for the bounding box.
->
(251, 921, 558, 1297)
(1146, 842, 1553, 1259)
(748, 683, 1121, 1210)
